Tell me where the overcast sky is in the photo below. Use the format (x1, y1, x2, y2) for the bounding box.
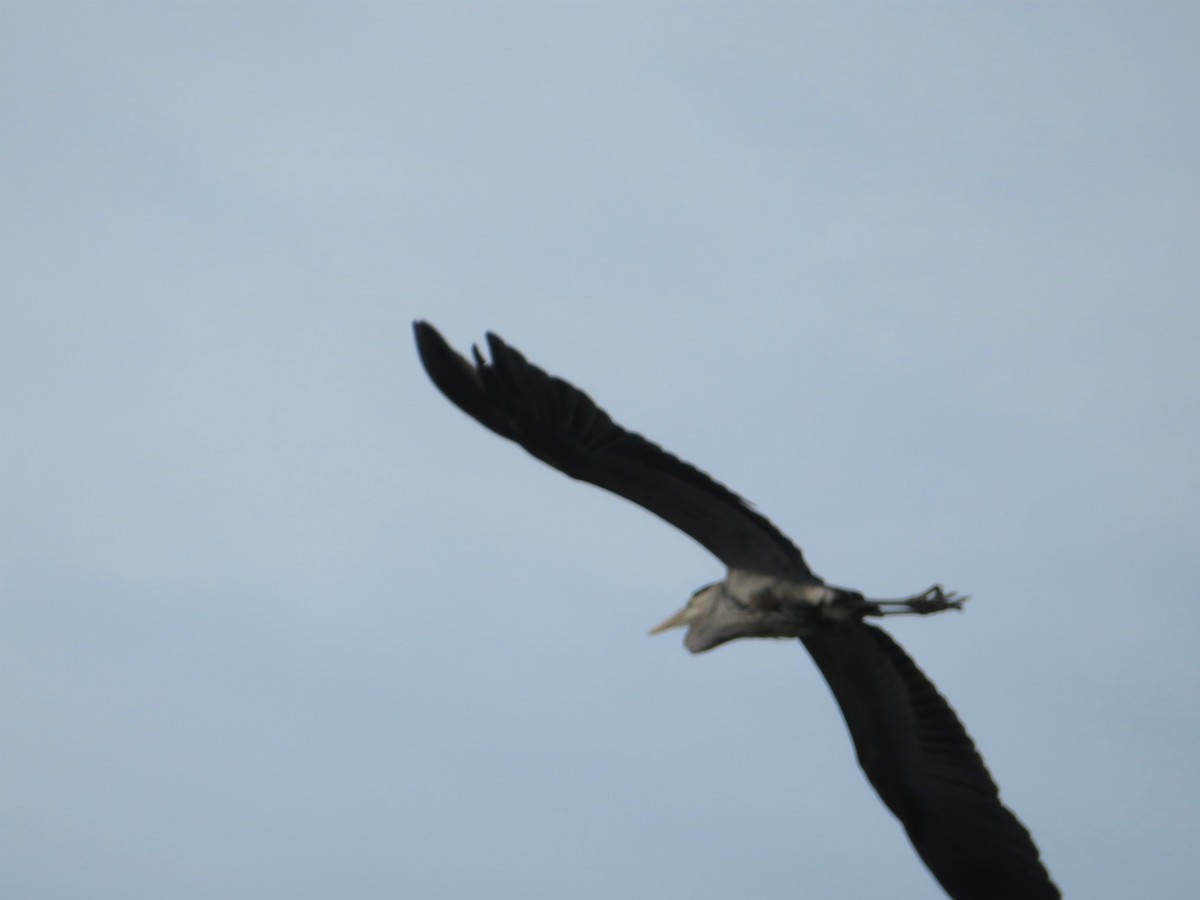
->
(3, 4, 1198, 899)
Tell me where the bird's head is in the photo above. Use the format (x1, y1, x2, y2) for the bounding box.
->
(648, 581, 741, 654)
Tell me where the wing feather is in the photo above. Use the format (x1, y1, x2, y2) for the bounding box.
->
(414, 321, 813, 577)
(801, 624, 1060, 899)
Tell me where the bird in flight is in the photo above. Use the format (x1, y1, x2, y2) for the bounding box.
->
(414, 321, 1059, 900)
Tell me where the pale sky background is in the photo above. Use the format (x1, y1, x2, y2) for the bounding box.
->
(3, 4, 1198, 899)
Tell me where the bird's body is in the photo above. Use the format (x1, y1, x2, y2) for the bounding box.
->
(652, 571, 957, 652)
(414, 321, 1059, 900)
(658, 572, 842, 650)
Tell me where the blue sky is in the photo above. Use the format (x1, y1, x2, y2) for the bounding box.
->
(3, 4, 1198, 898)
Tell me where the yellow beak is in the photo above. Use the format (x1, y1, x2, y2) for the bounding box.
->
(648, 605, 696, 636)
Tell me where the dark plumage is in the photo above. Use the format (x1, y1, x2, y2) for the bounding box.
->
(413, 322, 810, 577)
(414, 321, 1059, 900)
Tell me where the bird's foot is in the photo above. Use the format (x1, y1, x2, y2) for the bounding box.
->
(864, 584, 967, 618)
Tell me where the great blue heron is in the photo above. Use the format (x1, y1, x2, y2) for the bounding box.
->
(414, 321, 1059, 900)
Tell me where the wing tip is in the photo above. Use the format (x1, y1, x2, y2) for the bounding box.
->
(413, 321, 502, 430)
(412, 319, 446, 365)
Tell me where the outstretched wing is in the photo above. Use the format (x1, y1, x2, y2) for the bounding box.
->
(413, 321, 814, 578)
(800, 624, 1060, 900)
